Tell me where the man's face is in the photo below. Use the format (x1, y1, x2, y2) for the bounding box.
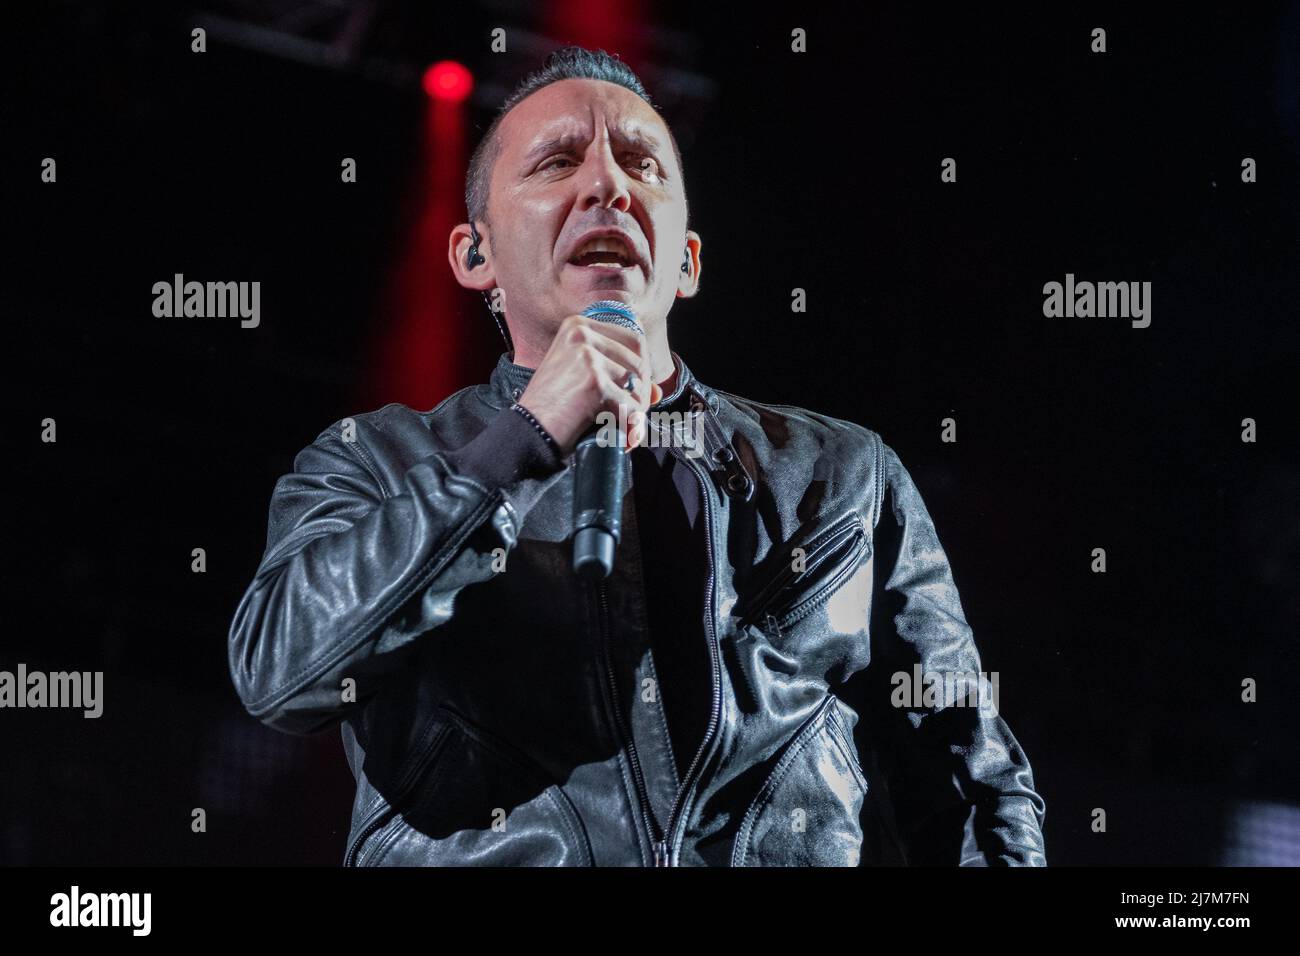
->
(485, 78, 690, 337)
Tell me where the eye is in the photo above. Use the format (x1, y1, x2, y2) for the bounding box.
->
(540, 155, 575, 172)
(631, 156, 662, 182)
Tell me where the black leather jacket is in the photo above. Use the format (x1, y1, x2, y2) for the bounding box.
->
(228, 351, 1047, 866)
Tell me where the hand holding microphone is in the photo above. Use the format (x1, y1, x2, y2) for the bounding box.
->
(515, 301, 661, 579)
(515, 304, 661, 455)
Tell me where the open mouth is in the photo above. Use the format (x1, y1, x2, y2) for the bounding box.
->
(566, 236, 641, 272)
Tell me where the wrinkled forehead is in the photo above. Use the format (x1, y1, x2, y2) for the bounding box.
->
(497, 78, 673, 169)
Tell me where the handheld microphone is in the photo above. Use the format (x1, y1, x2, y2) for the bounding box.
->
(572, 299, 643, 580)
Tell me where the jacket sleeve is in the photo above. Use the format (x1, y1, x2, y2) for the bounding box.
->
(854, 436, 1047, 866)
(227, 405, 567, 736)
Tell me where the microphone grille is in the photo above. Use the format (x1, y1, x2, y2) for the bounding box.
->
(581, 299, 643, 335)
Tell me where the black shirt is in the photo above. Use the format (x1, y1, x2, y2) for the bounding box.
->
(629, 386, 712, 784)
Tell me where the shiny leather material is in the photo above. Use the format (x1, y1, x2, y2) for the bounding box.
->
(228, 353, 1047, 866)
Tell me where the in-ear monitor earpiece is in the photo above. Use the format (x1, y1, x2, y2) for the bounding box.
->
(467, 223, 486, 270)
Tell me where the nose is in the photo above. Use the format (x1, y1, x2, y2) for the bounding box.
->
(577, 139, 632, 213)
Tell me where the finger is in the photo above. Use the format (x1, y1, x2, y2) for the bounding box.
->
(592, 350, 654, 411)
(558, 313, 643, 363)
(581, 315, 647, 350)
(575, 316, 652, 398)
(575, 325, 645, 384)
(591, 357, 652, 447)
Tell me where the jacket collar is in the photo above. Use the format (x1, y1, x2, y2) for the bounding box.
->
(488, 349, 699, 411)
(484, 349, 753, 502)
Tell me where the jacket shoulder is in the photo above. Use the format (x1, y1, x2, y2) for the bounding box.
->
(315, 385, 492, 443)
(708, 386, 893, 527)
(292, 386, 496, 495)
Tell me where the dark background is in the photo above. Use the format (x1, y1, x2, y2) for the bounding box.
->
(5, 1, 1298, 865)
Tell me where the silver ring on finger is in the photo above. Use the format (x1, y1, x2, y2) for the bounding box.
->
(622, 372, 639, 394)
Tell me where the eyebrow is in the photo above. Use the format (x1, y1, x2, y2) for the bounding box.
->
(521, 126, 666, 167)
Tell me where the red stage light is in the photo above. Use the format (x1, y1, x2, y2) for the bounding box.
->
(422, 61, 473, 102)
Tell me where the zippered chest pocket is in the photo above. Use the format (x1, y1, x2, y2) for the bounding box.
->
(736, 511, 871, 633)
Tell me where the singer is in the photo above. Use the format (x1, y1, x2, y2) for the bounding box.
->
(228, 46, 1047, 866)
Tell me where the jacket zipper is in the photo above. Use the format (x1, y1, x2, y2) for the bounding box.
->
(656, 449, 723, 867)
(731, 694, 840, 866)
(345, 721, 452, 866)
(346, 802, 394, 867)
(736, 512, 865, 632)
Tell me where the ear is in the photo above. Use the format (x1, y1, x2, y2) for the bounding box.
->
(448, 221, 497, 291)
(676, 230, 702, 298)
